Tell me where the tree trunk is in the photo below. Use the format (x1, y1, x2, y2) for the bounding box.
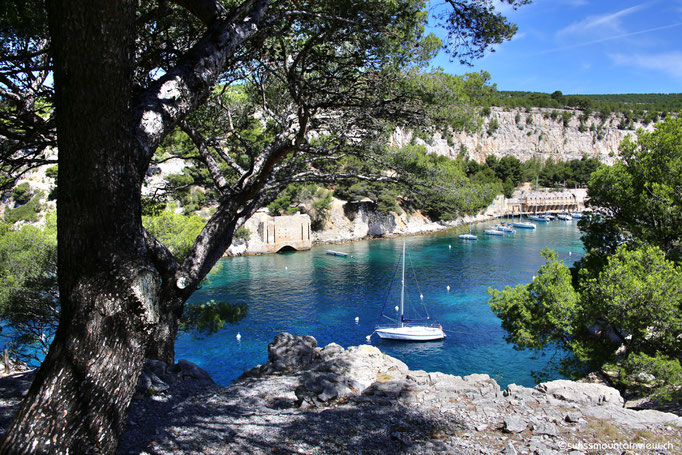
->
(145, 204, 243, 363)
(0, 2, 160, 453)
(146, 292, 184, 363)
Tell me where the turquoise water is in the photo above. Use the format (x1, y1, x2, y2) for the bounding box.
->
(176, 220, 584, 388)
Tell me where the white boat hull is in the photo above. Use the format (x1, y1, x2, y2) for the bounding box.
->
(513, 222, 536, 229)
(459, 234, 478, 240)
(485, 229, 504, 236)
(376, 325, 446, 341)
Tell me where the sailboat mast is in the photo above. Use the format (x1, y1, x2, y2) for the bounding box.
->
(400, 240, 405, 327)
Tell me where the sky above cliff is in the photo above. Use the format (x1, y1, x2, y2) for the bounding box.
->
(428, 0, 682, 94)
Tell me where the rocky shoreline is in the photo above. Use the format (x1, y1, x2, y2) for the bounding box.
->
(4, 333, 677, 454)
(227, 198, 501, 256)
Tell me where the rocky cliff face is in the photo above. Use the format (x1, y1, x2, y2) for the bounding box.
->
(392, 107, 655, 165)
(311, 199, 462, 245)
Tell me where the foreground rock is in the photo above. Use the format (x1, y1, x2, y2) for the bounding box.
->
(1, 333, 680, 454)
(118, 333, 680, 454)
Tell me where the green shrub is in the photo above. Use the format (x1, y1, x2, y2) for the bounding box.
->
(5, 192, 43, 224)
(310, 191, 333, 231)
(376, 189, 401, 215)
(267, 194, 296, 216)
(142, 210, 206, 261)
(44, 166, 58, 179)
(561, 111, 572, 127)
(12, 182, 32, 205)
(487, 118, 499, 135)
(233, 226, 251, 242)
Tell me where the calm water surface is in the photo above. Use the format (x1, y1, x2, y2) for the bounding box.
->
(177, 220, 583, 388)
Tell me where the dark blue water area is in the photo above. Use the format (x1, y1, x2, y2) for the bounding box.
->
(177, 220, 584, 389)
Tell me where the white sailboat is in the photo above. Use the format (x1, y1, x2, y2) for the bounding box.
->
(375, 241, 446, 341)
(496, 213, 515, 233)
(513, 214, 536, 230)
(459, 217, 477, 240)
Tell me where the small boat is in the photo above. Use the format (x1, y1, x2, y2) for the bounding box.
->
(513, 215, 536, 230)
(570, 212, 582, 219)
(497, 214, 516, 233)
(528, 215, 550, 222)
(375, 241, 445, 341)
(459, 218, 477, 240)
(557, 213, 572, 221)
(485, 228, 504, 236)
(326, 250, 348, 257)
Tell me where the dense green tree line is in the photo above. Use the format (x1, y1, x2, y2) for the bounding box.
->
(488, 118, 682, 402)
(463, 154, 600, 196)
(492, 90, 680, 126)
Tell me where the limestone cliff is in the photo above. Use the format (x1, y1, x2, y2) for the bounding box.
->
(392, 107, 655, 165)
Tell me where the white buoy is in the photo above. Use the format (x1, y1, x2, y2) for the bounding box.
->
(569, 251, 572, 256)
(285, 266, 288, 271)
(236, 332, 241, 341)
(395, 305, 399, 312)
(446, 285, 451, 291)
(420, 294, 424, 300)
(448, 244, 451, 249)
(355, 316, 359, 323)
(532, 275, 536, 280)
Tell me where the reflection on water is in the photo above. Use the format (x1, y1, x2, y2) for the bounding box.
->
(177, 221, 584, 388)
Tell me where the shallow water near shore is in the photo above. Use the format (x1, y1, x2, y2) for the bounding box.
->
(177, 220, 584, 388)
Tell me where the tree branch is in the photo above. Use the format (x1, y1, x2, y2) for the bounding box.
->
(170, 0, 228, 25)
(178, 120, 230, 192)
(133, 0, 270, 174)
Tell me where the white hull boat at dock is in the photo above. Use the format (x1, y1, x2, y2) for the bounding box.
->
(513, 220, 536, 229)
(528, 215, 550, 222)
